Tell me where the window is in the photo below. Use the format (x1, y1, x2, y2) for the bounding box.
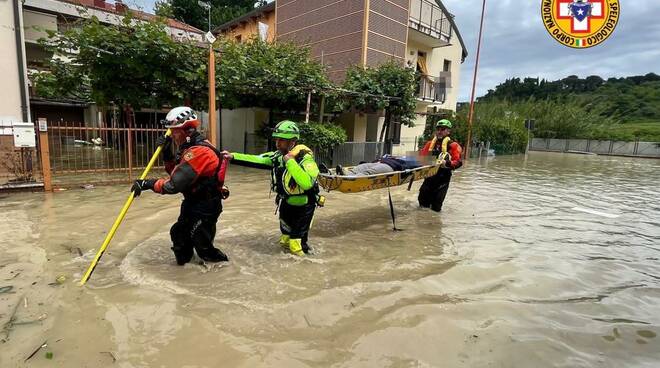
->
(417, 51, 429, 76)
(443, 59, 451, 72)
(235, 34, 242, 43)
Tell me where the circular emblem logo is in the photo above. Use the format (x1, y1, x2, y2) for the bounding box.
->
(541, 0, 620, 48)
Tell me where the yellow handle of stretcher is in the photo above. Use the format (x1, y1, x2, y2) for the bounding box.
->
(79, 129, 172, 286)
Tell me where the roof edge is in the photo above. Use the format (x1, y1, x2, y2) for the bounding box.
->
(434, 0, 468, 62)
(214, 2, 275, 33)
(46, 0, 203, 34)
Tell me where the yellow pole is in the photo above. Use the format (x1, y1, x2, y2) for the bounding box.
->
(79, 129, 172, 286)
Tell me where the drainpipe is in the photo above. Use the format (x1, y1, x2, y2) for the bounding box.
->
(13, 0, 32, 122)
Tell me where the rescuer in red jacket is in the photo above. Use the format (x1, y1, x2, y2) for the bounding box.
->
(418, 119, 463, 212)
(131, 106, 230, 265)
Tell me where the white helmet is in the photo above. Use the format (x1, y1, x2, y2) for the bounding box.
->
(163, 106, 199, 129)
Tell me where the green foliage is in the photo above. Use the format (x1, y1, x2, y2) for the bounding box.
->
(153, 1, 175, 18)
(419, 110, 454, 148)
(35, 13, 208, 110)
(32, 59, 90, 101)
(449, 103, 528, 154)
(156, 0, 268, 31)
(340, 61, 417, 127)
(453, 99, 617, 154)
(299, 122, 348, 150)
(603, 121, 660, 141)
(481, 74, 660, 125)
(35, 19, 329, 113)
(216, 38, 330, 110)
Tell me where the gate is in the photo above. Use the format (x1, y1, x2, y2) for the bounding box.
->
(46, 121, 167, 187)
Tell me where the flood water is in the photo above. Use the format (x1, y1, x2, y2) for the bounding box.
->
(1, 152, 659, 367)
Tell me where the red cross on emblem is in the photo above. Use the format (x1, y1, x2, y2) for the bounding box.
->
(556, 0, 605, 33)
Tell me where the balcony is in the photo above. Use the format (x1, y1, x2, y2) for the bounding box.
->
(417, 72, 451, 104)
(408, 0, 452, 48)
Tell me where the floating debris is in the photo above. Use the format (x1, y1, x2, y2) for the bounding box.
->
(0, 285, 13, 294)
(5, 271, 21, 280)
(571, 206, 620, 218)
(101, 351, 117, 363)
(25, 341, 47, 362)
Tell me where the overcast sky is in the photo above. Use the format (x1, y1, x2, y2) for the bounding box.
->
(443, 0, 660, 101)
(125, 0, 660, 101)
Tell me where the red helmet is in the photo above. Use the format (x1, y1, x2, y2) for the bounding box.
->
(163, 106, 200, 130)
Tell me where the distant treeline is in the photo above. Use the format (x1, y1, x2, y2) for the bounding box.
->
(479, 73, 660, 124)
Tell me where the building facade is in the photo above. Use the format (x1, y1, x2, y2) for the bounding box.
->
(1, 0, 203, 127)
(217, 0, 466, 154)
(216, 2, 276, 43)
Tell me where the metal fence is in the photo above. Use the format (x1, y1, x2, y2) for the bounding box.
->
(243, 134, 389, 167)
(47, 121, 168, 186)
(409, 0, 452, 42)
(530, 138, 660, 158)
(314, 142, 387, 167)
(417, 75, 447, 103)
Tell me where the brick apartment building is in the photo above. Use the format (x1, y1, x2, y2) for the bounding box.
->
(217, 0, 467, 154)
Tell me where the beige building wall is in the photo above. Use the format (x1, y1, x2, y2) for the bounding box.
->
(392, 103, 428, 156)
(396, 31, 464, 154)
(405, 39, 463, 112)
(220, 108, 270, 152)
(336, 112, 374, 143)
(0, 0, 24, 123)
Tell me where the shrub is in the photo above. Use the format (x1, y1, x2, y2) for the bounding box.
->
(299, 121, 347, 150)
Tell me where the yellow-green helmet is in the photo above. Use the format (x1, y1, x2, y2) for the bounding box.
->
(272, 120, 300, 140)
(436, 119, 453, 129)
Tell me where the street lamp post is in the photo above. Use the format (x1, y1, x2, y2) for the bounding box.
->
(198, 1, 211, 32)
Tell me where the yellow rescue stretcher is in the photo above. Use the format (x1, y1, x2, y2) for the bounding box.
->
(318, 164, 442, 193)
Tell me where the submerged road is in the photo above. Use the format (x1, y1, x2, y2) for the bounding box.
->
(1, 152, 659, 367)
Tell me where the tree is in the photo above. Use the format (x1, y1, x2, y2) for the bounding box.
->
(340, 61, 417, 145)
(35, 13, 208, 115)
(216, 38, 330, 111)
(155, 0, 268, 31)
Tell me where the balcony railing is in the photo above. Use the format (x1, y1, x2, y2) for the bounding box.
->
(409, 0, 452, 44)
(417, 73, 451, 103)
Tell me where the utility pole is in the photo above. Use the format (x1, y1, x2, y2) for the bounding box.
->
(200, 1, 217, 146)
(465, 0, 487, 161)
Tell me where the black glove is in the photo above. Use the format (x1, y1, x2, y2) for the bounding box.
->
(221, 185, 230, 200)
(156, 135, 174, 161)
(156, 134, 171, 148)
(131, 179, 156, 197)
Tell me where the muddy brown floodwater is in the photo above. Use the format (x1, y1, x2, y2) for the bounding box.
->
(1, 151, 659, 367)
